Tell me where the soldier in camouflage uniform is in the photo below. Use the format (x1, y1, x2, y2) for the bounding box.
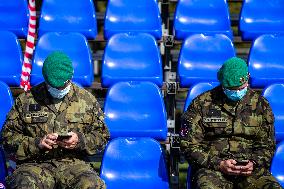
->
(180, 57, 282, 189)
(1, 51, 110, 189)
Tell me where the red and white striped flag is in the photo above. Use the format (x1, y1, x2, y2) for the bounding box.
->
(20, 0, 36, 91)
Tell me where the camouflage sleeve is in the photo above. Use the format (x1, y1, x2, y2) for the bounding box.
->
(75, 98, 110, 155)
(1, 97, 41, 161)
(180, 100, 222, 171)
(250, 98, 276, 169)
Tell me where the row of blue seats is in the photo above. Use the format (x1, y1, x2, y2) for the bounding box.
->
(0, 81, 169, 188)
(1, 79, 284, 187)
(1, 0, 284, 41)
(1, 31, 284, 89)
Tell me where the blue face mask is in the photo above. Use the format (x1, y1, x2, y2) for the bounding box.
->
(47, 84, 71, 99)
(223, 87, 248, 101)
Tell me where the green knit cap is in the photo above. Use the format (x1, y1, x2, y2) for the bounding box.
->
(217, 57, 249, 88)
(42, 51, 74, 88)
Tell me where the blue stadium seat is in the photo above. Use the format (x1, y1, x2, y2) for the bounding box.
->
(184, 82, 219, 111)
(38, 0, 97, 39)
(30, 32, 94, 87)
(101, 81, 169, 188)
(104, 81, 167, 140)
(0, 31, 23, 87)
(0, 148, 6, 184)
(0, 81, 14, 183)
(102, 33, 163, 88)
(262, 84, 284, 142)
(104, 0, 162, 40)
(178, 34, 235, 87)
(271, 141, 284, 187)
(100, 137, 169, 189)
(240, 0, 284, 41)
(186, 166, 192, 189)
(174, 0, 233, 40)
(248, 35, 284, 88)
(0, 0, 29, 38)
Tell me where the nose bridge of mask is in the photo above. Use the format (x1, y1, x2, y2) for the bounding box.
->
(48, 84, 71, 99)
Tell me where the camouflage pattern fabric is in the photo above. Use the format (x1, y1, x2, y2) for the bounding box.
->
(191, 168, 282, 189)
(7, 159, 106, 189)
(180, 86, 282, 188)
(1, 82, 110, 188)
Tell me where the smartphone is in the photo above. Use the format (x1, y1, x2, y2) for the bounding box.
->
(57, 134, 71, 141)
(236, 160, 249, 166)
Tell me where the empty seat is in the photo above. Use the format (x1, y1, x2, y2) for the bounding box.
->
(0, 81, 14, 183)
(104, 81, 167, 140)
(240, 0, 284, 41)
(102, 33, 163, 88)
(104, 0, 162, 40)
(174, 0, 232, 40)
(178, 34, 235, 87)
(101, 81, 169, 187)
(248, 35, 284, 88)
(0, 31, 23, 86)
(262, 84, 284, 142)
(38, 0, 97, 39)
(100, 137, 169, 189)
(184, 82, 219, 111)
(30, 32, 94, 87)
(271, 141, 284, 187)
(0, 0, 29, 38)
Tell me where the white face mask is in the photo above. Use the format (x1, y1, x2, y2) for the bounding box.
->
(47, 84, 71, 99)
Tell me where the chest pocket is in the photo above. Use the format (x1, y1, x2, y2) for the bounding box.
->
(238, 115, 262, 136)
(66, 113, 93, 125)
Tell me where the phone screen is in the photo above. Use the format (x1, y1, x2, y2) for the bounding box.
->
(236, 160, 249, 166)
(57, 135, 71, 141)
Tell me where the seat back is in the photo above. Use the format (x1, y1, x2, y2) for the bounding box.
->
(184, 82, 219, 111)
(38, 0, 97, 39)
(104, 81, 167, 140)
(100, 137, 169, 189)
(102, 33, 163, 88)
(104, 0, 162, 40)
(240, 0, 284, 41)
(0, 81, 14, 183)
(31, 32, 94, 87)
(0, 0, 29, 38)
(174, 0, 232, 40)
(178, 34, 235, 87)
(262, 84, 284, 142)
(271, 141, 284, 187)
(0, 31, 23, 86)
(248, 35, 284, 88)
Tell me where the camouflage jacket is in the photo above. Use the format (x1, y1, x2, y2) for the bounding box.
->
(1, 83, 110, 163)
(180, 86, 276, 171)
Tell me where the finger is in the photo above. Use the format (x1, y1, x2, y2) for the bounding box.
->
(45, 139, 57, 145)
(46, 134, 57, 140)
(230, 159, 237, 165)
(64, 144, 76, 149)
(227, 162, 236, 169)
(63, 138, 74, 144)
(42, 142, 53, 150)
(234, 165, 243, 170)
(240, 171, 252, 176)
(227, 169, 241, 175)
